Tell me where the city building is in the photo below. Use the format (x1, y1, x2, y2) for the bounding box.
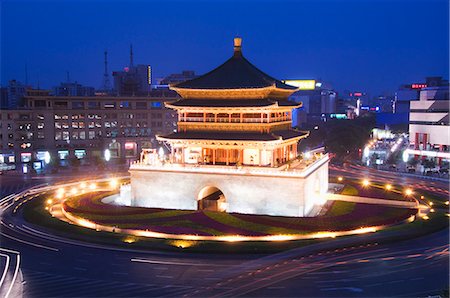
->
(0, 91, 178, 172)
(405, 83, 450, 166)
(283, 80, 337, 127)
(158, 70, 197, 86)
(112, 45, 152, 96)
(4, 80, 29, 109)
(129, 38, 329, 217)
(0, 87, 8, 109)
(53, 82, 95, 97)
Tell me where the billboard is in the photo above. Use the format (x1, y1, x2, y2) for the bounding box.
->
(283, 80, 316, 90)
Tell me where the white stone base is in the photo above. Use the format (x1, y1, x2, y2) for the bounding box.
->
(129, 159, 328, 217)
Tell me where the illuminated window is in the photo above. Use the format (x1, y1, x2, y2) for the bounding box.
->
(151, 102, 162, 109)
(88, 131, 95, 139)
(120, 101, 130, 109)
(104, 102, 116, 108)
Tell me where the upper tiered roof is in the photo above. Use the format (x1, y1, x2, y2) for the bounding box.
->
(170, 38, 298, 100)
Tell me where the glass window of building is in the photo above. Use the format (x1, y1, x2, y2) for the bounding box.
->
(136, 102, 147, 109)
(120, 101, 130, 109)
(151, 101, 162, 109)
(104, 102, 116, 108)
(88, 102, 100, 109)
(72, 102, 85, 109)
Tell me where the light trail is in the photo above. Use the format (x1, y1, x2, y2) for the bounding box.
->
(0, 254, 10, 288)
(0, 248, 20, 298)
(0, 230, 59, 252)
(131, 258, 229, 267)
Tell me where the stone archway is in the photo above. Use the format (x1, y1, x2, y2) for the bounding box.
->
(197, 186, 227, 212)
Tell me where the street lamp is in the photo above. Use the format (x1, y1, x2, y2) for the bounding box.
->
(404, 188, 413, 196)
(104, 149, 111, 162)
(362, 179, 370, 187)
(385, 184, 392, 191)
(109, 179, 118, 188)
(44, 151, 51, 164)
(402, 150, 409, 163)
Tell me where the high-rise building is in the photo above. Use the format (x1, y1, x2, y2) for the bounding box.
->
(5, 80, 29, 109)
(113, 65, 152, 96)
(112, 45, 152, 96)
(283, 80, 336, 127)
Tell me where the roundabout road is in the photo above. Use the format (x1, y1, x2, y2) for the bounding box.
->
(0, 168, 448, 297)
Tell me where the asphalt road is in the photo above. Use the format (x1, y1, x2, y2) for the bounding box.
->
(0, 167, 448, 297)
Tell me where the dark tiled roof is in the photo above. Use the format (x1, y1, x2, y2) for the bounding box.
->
(172, 51, 298, 90)
(167, 98, 300, 108)
(159, 130, 307, 142)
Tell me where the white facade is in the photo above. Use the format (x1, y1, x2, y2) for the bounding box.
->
(409, 87, 449, 149)
(129, 156, 329, 217)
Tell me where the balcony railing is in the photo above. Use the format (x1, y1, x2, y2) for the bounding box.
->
(180, 117, 290, 124)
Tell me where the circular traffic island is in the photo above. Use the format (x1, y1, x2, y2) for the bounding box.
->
(19, 178, 440, 253)
(58, 187, 417, 239)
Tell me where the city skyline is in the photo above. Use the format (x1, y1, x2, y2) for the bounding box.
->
(1, 0, 449, 96)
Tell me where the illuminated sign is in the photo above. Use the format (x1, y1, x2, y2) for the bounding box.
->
(58, 150, 69, 160)
(74, 149, 86, 159)
(21, 152, 32, 163)
(125, 142, 135, 149)
(147, 65, 152, 85)
(283, 80, 316, 90)
(353, 92, 363, 97)
(330, 114, 348, 119)
(411, 83, 427, 89)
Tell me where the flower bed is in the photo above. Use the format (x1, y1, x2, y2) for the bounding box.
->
(60, 188, 417, 237)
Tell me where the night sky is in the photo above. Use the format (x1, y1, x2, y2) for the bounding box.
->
(1, 0, 448, 96)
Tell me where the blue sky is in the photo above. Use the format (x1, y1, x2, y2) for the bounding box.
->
(1, 0, 448, 96)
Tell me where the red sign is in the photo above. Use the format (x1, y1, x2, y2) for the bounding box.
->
(125, 142, 135, 149)
(411, 84, 427, 89)
(354, 92, 363, 96)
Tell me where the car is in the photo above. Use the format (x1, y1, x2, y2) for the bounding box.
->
(407, 166, 416, 173)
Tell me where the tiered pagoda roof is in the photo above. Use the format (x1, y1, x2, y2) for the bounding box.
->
(169, 37, 299, 101)
(159, 37, 306, 145)
(158, 130, 307, 142)
(166, 98, 299, 108)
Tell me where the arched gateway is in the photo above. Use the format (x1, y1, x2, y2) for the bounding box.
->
(197, 186, 226, 212)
